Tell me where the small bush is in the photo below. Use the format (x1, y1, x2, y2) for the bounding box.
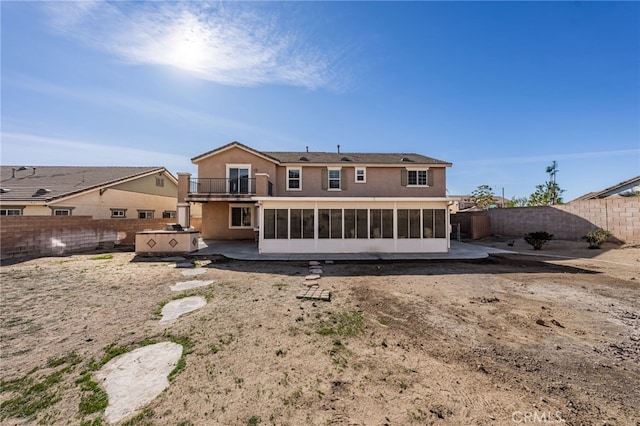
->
(524, 231, 553, 250)
(584, 228, 612, 249)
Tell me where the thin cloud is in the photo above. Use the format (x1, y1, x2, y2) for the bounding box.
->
(42, 2, 338, 89)
(1, 132, 193, 175)
(455, 149, 639, 167)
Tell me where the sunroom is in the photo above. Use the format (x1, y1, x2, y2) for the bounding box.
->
(255, 198, 451, 254)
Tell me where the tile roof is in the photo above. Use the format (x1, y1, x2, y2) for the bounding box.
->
(192, 141, 451, 165)
(264, 151, 451, 165)
(0, 166, 169, 203)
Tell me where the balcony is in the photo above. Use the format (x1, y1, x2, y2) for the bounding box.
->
(189, 178, 256, 196)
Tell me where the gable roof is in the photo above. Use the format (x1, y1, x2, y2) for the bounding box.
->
(192, 141, 451, 166)
(572, 175, 640, 201)
(191, 141, 281, 164)
(0, 166, 175, 203)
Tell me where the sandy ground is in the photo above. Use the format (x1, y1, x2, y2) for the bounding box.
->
(1, 240, 639, 425)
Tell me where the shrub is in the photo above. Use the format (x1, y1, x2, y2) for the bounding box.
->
(524, 231, 553, 250)
(584, 228, 612, 249)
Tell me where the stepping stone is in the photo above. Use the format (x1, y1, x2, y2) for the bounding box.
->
(305, 274, 321, 281)
(309, 268, 323, 274)
(297, 287, 331, 301)
(325, 260, 334, 264)
(162, 256, 186, 262)
(181, 268, 207, 276)
(309, 261, 321, 266)
(170, 280, 215, 292)
(305, 282, 319, 288)
(159, 296, 206, 323)
(95, 342, 183, 424)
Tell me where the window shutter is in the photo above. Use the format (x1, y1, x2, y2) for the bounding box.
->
(341, 170, 348, 190)
(401, 169, 408, 186)
(427, 169, 434, 187)
(321, 168, 328, 190)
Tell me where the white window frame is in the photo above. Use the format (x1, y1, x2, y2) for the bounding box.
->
(355, 167, 366, 183)
(406, 168, 429, 187)
(328, 167, 342, 191)
(0, 208, 22, 216)
(286, 167, 302, 191)
(111, 209, 127, 218)
(51, 207, 73, 216)
(226, 164, 252, 194)
(138, 210, 154, 219)
(162, 210, 176, 219)
(229, 204, 253, 229)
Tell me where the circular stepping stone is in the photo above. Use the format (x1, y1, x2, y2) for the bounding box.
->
(95, 342, 183, 424)
(309, 261, 321, 266)
(159, 296, 206, 323)
(170, 280, 215, 292)
(181, 268, 207, 276)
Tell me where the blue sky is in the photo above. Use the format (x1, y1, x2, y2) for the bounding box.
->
(2, 1, 638, 201)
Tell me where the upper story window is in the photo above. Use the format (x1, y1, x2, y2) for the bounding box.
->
(355, 167, 366, 183)
(155, 177, 164, 187)
(227, 165, 251, 194)
(407, 169, 428, 186)
(328, 168, 341, 190)
(287, 167, 302, 191)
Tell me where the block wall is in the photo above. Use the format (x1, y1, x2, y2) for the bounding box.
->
(452, 198, 639, 243)
(0, 217, 172, 261)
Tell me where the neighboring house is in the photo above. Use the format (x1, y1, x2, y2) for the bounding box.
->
(449, 195, 508, 211)
(179, 141, 453, 254)
(0, 166, 178, 219)
(572, 175, 640, 201)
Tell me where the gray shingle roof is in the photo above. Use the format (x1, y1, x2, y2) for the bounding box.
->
(0, 166, 168, 203)
(192, 141, 451, 166)
(263, 151, 451, 165)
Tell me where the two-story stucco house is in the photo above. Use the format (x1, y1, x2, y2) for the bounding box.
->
(178, 142, 453, 254)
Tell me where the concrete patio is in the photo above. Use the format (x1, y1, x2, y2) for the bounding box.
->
(194, 239, 513, 261)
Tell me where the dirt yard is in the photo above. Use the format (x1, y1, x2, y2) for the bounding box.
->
(1, 241, 639, 425)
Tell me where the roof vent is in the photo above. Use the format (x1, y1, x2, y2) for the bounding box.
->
(0, 188, 11, 193)
(401, 157, 413, 162)
(299, 156, 309, 161)
(33, 188, 51, 196)
(341, 156, 351, 162)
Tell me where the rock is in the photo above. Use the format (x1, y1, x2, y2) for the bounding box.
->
(305, 274, 321, 280)
(181, 268, 207, 276)
(159, 296, 206, 323)
(170, 280, 214, 291)
(95, 342, 183, 423)
(551, 319, 565, 328)
(536, 319, 548, 327)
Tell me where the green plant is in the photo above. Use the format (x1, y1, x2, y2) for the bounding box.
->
(524, 231, 553, 250)
(247, 415, 261, 425)
(584, 228, 612, 249)
(90, 254, 113, 260)
(316, 311, 365, 337)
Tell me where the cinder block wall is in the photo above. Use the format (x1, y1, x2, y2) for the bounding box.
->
(0, 217, 172, 261)
(452, 198, 639, 243)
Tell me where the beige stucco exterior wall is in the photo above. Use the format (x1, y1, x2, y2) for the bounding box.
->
(47, 189, 178, 219)
(272, 165, 447, 197)
(194, 146, 447, 198)
(196, 146, 277, 183)
(200, 201, 256, 240)
(111, 173, 178, 197)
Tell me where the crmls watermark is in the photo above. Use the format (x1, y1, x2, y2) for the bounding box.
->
(512, 411, 565, 423)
